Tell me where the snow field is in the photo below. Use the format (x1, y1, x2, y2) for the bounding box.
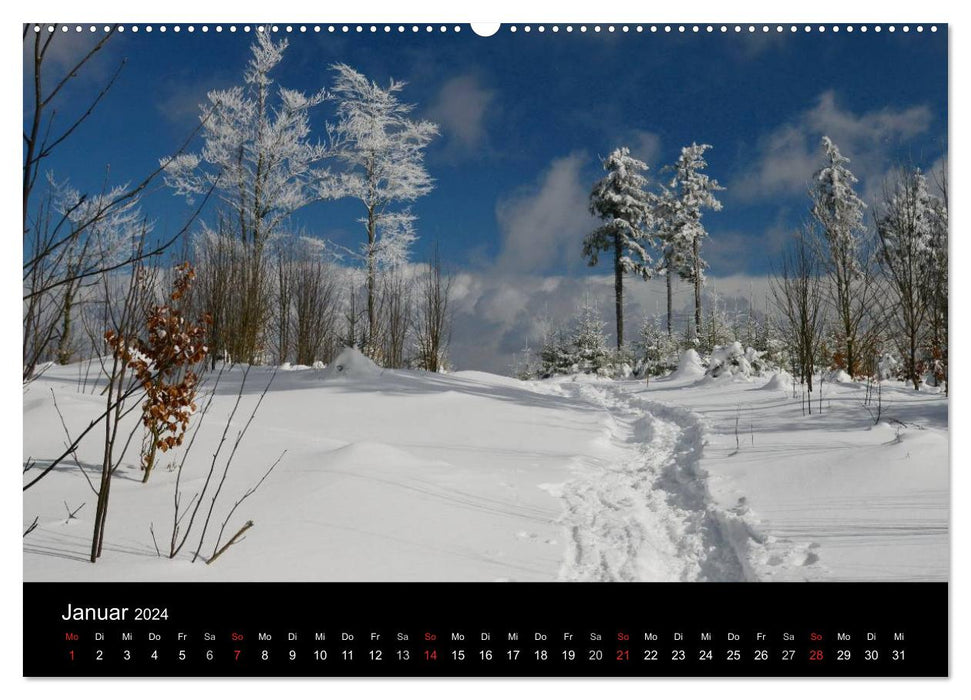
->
(23, 358, 947, 582)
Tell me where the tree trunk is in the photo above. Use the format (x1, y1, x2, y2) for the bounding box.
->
(693, 238, 702, 335)
(614, 236, 624, 348)
(56, 282, 75, 365)
(366, 205, 377, 353)
(666, 272, 673, 336)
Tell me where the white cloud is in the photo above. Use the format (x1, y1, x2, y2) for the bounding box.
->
(628, 129, 662, 167)
(494, 152, 595, 274)
(447, 269, 775, 375)
(731, 90, 933, 203)
(427, 75, 495, 155)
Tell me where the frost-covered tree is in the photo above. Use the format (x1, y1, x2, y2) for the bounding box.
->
(636, 315, 678, 377)
(49, 178, 148, 364)
(570, 297, 611, 374)
(163, 32, 330, 247)
(162, 32, 331, 363)
(663, 143, 723, 336)
(876, 167, 937, 389)
(582, 147, 657, 347)
(810, 137, 874, 377)
(327, 64, 439, 354)
(538, 326, 572, 379)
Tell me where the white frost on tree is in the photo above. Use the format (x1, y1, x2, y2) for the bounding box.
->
(582, 147, 657, 348)
(810, 136, 871, 376)
(326, 63, 439, 352)
(875, 167, 937, 389)
(49, 176, 151, 363)
(570, 296, 611, 375)
(162, 31, 332, 248)
(663, 143, 723, 336)
(812, 136, 867, 275)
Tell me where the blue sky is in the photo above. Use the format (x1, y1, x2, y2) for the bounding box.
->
(26, 24, 948, 371)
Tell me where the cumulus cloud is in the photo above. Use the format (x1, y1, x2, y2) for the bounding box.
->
(494, 152, 595, 274)
(427, 74, 495, 156)
(447, 269, 775, 375)
(731, 90, 933, 203)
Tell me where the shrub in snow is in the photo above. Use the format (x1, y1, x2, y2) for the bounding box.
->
(321, 346, 382, 380)
(528, 302, 661, 380)
(106, 263, 210, 484)
(706, 342, 767, 379)
(877, 352, 901, 381)
(570, 300, 612, 375)
(635, 316, 679, 378)
(668, 348, 706, 381)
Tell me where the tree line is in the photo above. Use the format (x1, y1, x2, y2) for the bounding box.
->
(24, 29, 453, 385)
(522, 137, 947, 396)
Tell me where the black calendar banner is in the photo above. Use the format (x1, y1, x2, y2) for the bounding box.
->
(24, 582, 947, 677)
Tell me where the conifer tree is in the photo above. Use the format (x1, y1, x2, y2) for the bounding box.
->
(583, 147, 656, 347)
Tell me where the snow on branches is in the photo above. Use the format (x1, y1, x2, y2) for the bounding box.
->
(161, 31, 331, 247)
(326, 63, 439, 350)
(583, 147, 657, 278)
(812, 136, 867, 275)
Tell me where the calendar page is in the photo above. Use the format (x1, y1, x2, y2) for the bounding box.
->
(22, 19, 948, 677)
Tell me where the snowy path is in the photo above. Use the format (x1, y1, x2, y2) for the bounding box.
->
(540, 381, 753, 582)
(24, 363, 945, 582)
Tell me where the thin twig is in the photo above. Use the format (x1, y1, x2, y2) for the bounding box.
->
(211, 450, 285, 560)
(23, 517, 39, 538)
(206, 520, 253, 566)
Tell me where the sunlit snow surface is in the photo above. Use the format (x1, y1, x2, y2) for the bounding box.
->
(23, 360, 947, 582)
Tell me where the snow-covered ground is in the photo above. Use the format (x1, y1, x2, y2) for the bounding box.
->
(23, 354, 948, 582)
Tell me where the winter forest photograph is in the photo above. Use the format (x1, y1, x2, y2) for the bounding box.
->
(23, 24, 947, 583)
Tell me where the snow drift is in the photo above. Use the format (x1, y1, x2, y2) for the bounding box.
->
(320, 346, 382, 380)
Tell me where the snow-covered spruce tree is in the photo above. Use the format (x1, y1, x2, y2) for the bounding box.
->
(570, 296, 612, 375)
(698, 289, 735, 355)
(636, 315, 678, 378)
(327, 64, 439, 358)
(876, 167, 937, 390)
(664, 144, 724, 337)
(538, 324, 573, 378)
(162, 31, 331, 364)
(583, 147, 657, 348)
(810, 137, 875, 377)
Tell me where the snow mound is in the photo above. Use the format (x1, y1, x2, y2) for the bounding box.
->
(320, 347, 382, 380)
(761, 371, 793, 392)
(707, 342, 767, 379)
(822, 368, 852, 383)
(667, 349, 705, 381)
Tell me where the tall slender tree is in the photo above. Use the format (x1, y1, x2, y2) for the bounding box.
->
(583, 147, 656, 348)
(875, 167, 937, 389)
(664, 143, 723, 336)
(163, 31, 332, 363)
(327, 64, 439, 356)
(810, 136, 873, 377)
